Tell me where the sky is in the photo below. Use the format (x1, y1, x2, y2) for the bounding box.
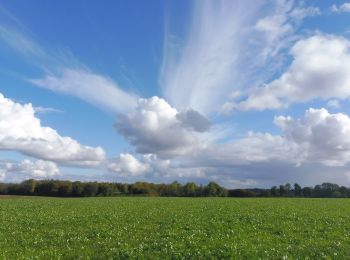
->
(1, 0, 350, 188)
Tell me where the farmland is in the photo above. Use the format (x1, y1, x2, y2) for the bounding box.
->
(0, 197, 349, 259)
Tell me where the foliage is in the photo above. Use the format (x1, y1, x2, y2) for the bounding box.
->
(231, 182, 350, 198)
(0, 180, 227, 197)
(1, 180, 350, 198)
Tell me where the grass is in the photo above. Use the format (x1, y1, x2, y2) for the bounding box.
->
(0, 195, 46, 199)
(0, 197, 349, 259)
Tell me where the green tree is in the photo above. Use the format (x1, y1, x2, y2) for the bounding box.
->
(302, 187, 313, 197)
(83, 182, 98, 197)
(339, 186, 349, 197)
(170, 181, 182, 196)
(21, 179, 36, 195)
(284, 183, 291, 196)
(57, 181, 73, 197)
(270, 186, 278, 196)
(184, 182, 197, 197)
(98, 183, 115, 196)
(294, 183, 302, 197)
(206, 182, 227, 197)
(72, 182, 84, 197)
(279, 185, 285, 197)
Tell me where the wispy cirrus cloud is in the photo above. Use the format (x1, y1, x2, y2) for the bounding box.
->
(34, 106, 63, 114)
(0, 22, 137, 113)
(0, 25, 46, 59)
(160, 0, 319, 115)
(30, 68, 137, 113)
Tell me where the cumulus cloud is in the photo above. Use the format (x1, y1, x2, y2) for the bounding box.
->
(194, 108, 350, 168)
(106, 107, 350, 187)
(0, 159, 60, 182)
(113, 94, 350, 184)
(107, 152, 210, 183)
(0, 92, 106, 166)
(107, 153, 180, 181)
(107, 153, 150, 177)
(239, 34, 350, 110)
(115, 96, 210, 158)
(186, 108, 350, 186)
(331, 3, 350, 13)
(275, 108, 350, 166)
(176, 109, 211, 132)
(191, 133, 299, 167)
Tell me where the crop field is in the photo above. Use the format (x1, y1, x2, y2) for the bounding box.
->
(0, 197, 349, 259)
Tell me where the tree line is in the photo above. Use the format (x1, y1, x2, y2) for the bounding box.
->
(229, 183, 350, 198)
(0, 180, 349, 198)
(0, 179, 227, 197)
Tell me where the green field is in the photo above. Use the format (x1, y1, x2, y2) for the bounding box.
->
(0, 197, 349, 259)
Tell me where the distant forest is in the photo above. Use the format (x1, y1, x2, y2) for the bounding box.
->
(0, 180, 349, 198)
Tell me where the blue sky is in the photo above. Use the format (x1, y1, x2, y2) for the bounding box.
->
(2, 0, 350, 187)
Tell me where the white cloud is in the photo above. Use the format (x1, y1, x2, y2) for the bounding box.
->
(0, 25, 137, 114)
(275, 108, 350, 166)
(0, 92, 106, 166)
(30, 68, 137, 114)
(160, 0, 318, 114)
(107, 153, 150, 177)
(289, 5, 320, 19)
(0, 25, 46, 59)
(34, 106, 63, 114)
(0, 171, 5, 181)
(107, 153, 177, 180)
(0, 159, 60, 182)
(331, 3, 350, 13)
(254, 13, 292, 40)
(327, 99, 341, 109)
(189, 108, 350, 169)
(111, 107, 350, 186)
(197, 133, 300, 166)
(160, 0, 260, 114)
(115, 96, 209, 158)
(107, 152, 209, 182)
(2, 2, 349, 187)
(176, 108, 211, 132)
(183, 108, 350, 185)
(239, 34, 350, 110)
